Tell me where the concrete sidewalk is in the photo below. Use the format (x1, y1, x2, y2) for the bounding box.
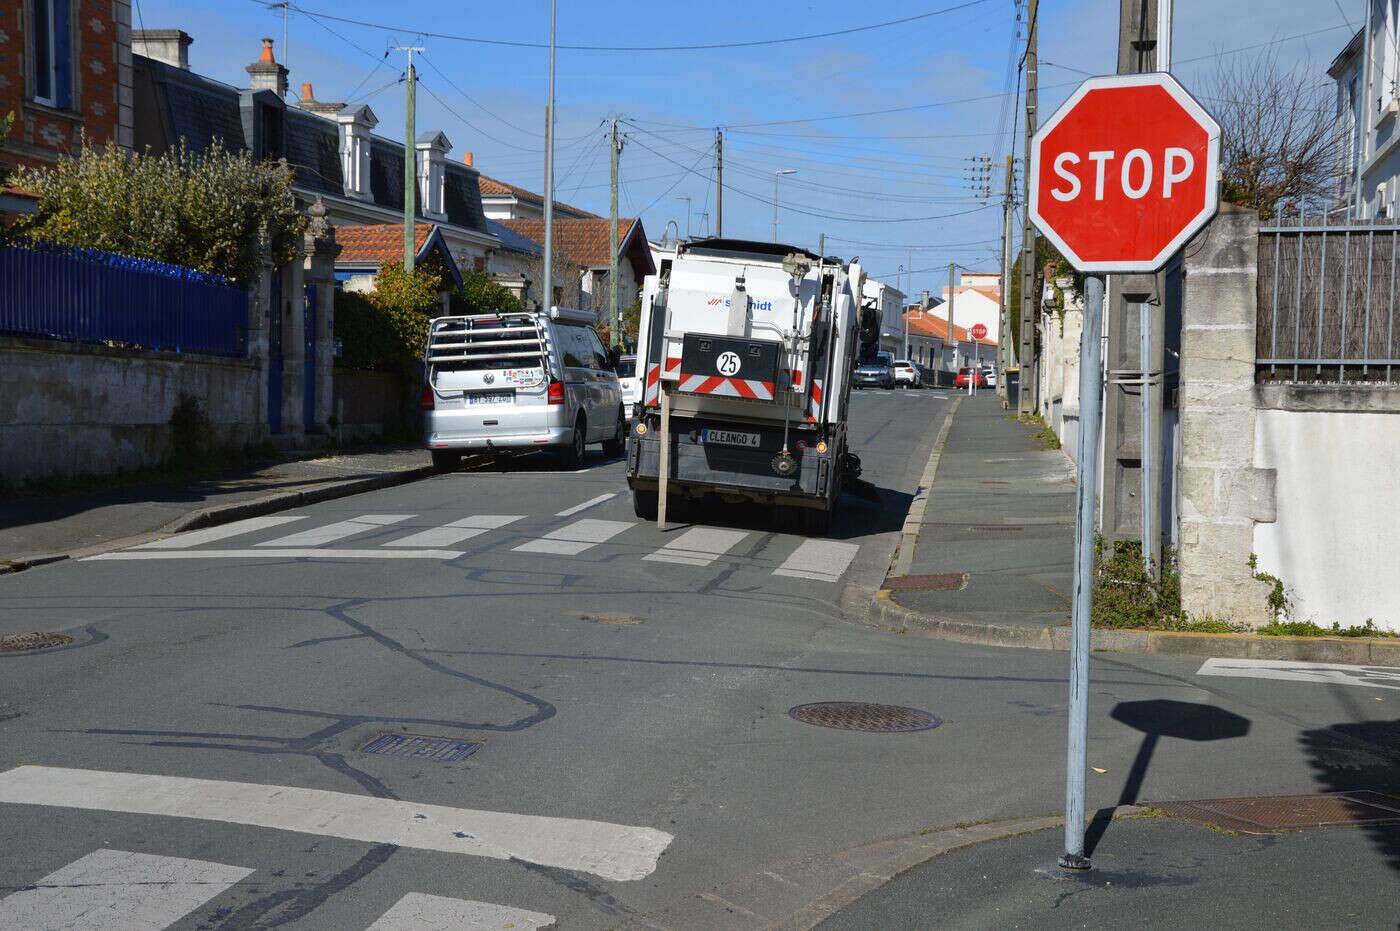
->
(884, 394, 1075, 637)
(0, 448, 432, 567)
(819, 813, 1400, 929)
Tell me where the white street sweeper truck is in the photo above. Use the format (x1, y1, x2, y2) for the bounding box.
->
(625, 238, 865, 535)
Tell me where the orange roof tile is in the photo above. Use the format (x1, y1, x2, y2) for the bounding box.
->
(336, 223, 434, 265)
(477, 174, 600, 218)
(498, 217, 653, 274)
(902, 308, 996, 346)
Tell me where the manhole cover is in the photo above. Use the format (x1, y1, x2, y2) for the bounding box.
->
(787, 702, 940, 733)
(359, 733, 482, 762)
(1155, 792, 1400, 834)
(884, 573, 968, 593)
(0, 632, 74, 653)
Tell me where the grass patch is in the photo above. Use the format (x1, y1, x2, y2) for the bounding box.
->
(1256, 619, 1398, 639)
(1011, 412, 1061, 449)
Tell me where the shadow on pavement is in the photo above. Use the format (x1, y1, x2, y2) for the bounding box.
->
(1300, 712, 1400, 875)
(1084, 700, 1251, 858)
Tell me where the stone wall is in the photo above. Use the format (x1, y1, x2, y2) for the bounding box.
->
(1176, 204, 1279, 626)
(0, 335, 261, 483)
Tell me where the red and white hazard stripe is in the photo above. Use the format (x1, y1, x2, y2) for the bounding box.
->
(644, 356, 682, 407)
(677, 374, 776, 400)
(806, 377, 824, 423)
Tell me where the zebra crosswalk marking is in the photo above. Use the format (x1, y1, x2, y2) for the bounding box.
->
(642, 527, 749, 567)
(773, 539, 861, 583)
(367, 892, 556, 930)
(256, 514, 413, 547)
(0, 849, 251, 930)
(383, 515, 525, 548)
(513, 519, 635, 556)
(134, 514, 307, 549)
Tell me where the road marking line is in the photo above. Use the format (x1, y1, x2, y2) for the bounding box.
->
(556, 493, 616, 517)
(88, 548, 462, 561)
(383, 515, 525, 548)
(1197, 657, 1400, 690)
(255, 514, 414, 547)
(643, 527, 748, 567)
(0, 766, 672, 882)
(367, 892, 555, 930)
(513, 519, 635, 556)
(132, 514, 307, 549)
(773, 539, 860, 583)
(0, 848, 252, 931)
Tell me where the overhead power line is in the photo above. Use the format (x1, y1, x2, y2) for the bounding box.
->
(273, 0, 994, 51)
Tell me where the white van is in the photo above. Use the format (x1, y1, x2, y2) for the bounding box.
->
(422, 307, 626, 471)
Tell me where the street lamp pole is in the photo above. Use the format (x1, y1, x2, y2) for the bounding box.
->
(772, 169, 797, 243)
(898, 264, 907, 360)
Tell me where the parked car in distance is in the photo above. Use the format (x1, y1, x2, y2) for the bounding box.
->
(892, 359, 920, 388)
(615, 353, 641, 417)
(852, 360, 895, 389)
(954, 365, 988, 389)
(422, 307, 627, 472)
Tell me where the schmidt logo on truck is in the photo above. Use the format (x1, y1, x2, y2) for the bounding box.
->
(706, 297, 774, 311)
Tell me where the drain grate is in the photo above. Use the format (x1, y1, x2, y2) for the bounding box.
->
(970, 525, 1024, 533)
(1154, 792, 1400, 834)
(884, 573, 968, 593)
(788, 702, 940, 733)
(0, 632, 74, 653)
(359, 733, 482, 762)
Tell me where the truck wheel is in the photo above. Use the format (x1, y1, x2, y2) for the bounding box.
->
(431, 450, 460, 473)
(558, 415, 586, 470)
(632, 489, 658, 520)
(601, 408, 626, 458)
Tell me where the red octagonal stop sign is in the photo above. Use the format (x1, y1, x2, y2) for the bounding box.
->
(1029, 73, 1219, 272)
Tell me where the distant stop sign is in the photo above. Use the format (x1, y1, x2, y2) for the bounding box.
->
(971, 323, 987, 340)
(1030, 73, 1219, 272)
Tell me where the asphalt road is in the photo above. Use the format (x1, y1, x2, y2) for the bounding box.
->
(1, 389, 1396, 929)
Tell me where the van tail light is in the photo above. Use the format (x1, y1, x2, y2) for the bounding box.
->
(419, 385, 435, 410)
(547, 376, 565, 406)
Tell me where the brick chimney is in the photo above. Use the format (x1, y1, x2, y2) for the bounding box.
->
(463, 152, 474, 167)
(133, 29, 193, 69)
(295, 81, 347, 117)
(246, 38, 288, 97)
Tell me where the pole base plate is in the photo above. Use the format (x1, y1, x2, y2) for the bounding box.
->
(1057, 853, 1092, 871)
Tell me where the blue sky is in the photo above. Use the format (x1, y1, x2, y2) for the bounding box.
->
(143, 0, 1358, 299)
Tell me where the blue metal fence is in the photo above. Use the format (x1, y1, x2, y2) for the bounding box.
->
(0, 240, 248, 356)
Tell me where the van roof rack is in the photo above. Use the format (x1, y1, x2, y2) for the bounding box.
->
(426, 311, 546, 368)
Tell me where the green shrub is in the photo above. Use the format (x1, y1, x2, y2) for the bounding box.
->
(10, 138, 306, 281)
(1091, 537, 1186, 630)
(335, 262, 442, 373)
(452, 269, 521, 316)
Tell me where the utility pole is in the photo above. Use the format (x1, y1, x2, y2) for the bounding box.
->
(999, 154, 1016, 404)
(818, 232, 825, 258)
(542, 1, 557, 310)
(1017, 0, 1039, 415)
(392, 45, 424, 271)
(947, 264, 957, 372)
(772, 169, 796, 243)
(608, 119, 625, 347)
(715, 129, 724, 238)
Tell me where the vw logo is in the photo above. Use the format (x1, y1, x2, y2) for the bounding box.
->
(483, 374, 495, 384)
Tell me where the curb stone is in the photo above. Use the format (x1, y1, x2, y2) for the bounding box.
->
(868, 404, 1400, 666)
(0, 463, 437, 574)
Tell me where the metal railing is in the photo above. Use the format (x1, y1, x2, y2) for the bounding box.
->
(0, 240, 248, 356)
(1257, 215, 1400, 383)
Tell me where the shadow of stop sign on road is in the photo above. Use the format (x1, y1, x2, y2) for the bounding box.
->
(1029, 73, 1221, 272)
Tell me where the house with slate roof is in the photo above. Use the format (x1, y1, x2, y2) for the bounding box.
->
(130, 32, 500, 273)
(497, 216, 654, 316)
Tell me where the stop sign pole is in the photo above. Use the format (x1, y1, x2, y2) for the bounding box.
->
(1028, 72, 1219, 871)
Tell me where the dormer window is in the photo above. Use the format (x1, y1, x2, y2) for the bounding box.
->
(336, 105, 378, 201)
(416, 131, 451, 220)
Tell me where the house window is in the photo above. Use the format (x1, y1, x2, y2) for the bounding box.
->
(31, 0, 71, 109)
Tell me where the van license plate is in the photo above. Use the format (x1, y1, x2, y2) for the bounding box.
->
(467, 391, 514, 405)
(702, 429, 760, 448)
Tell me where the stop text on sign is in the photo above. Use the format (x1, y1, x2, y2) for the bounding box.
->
(1050, 148, 1195, 202)
(1029, 73, 1220, 273)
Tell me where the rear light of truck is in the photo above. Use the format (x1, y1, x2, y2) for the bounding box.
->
(419, 386, 434, 410)
(547, 377, 565, 405)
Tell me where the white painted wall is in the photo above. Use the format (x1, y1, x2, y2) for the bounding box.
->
(1253, 409, 1400, 632)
